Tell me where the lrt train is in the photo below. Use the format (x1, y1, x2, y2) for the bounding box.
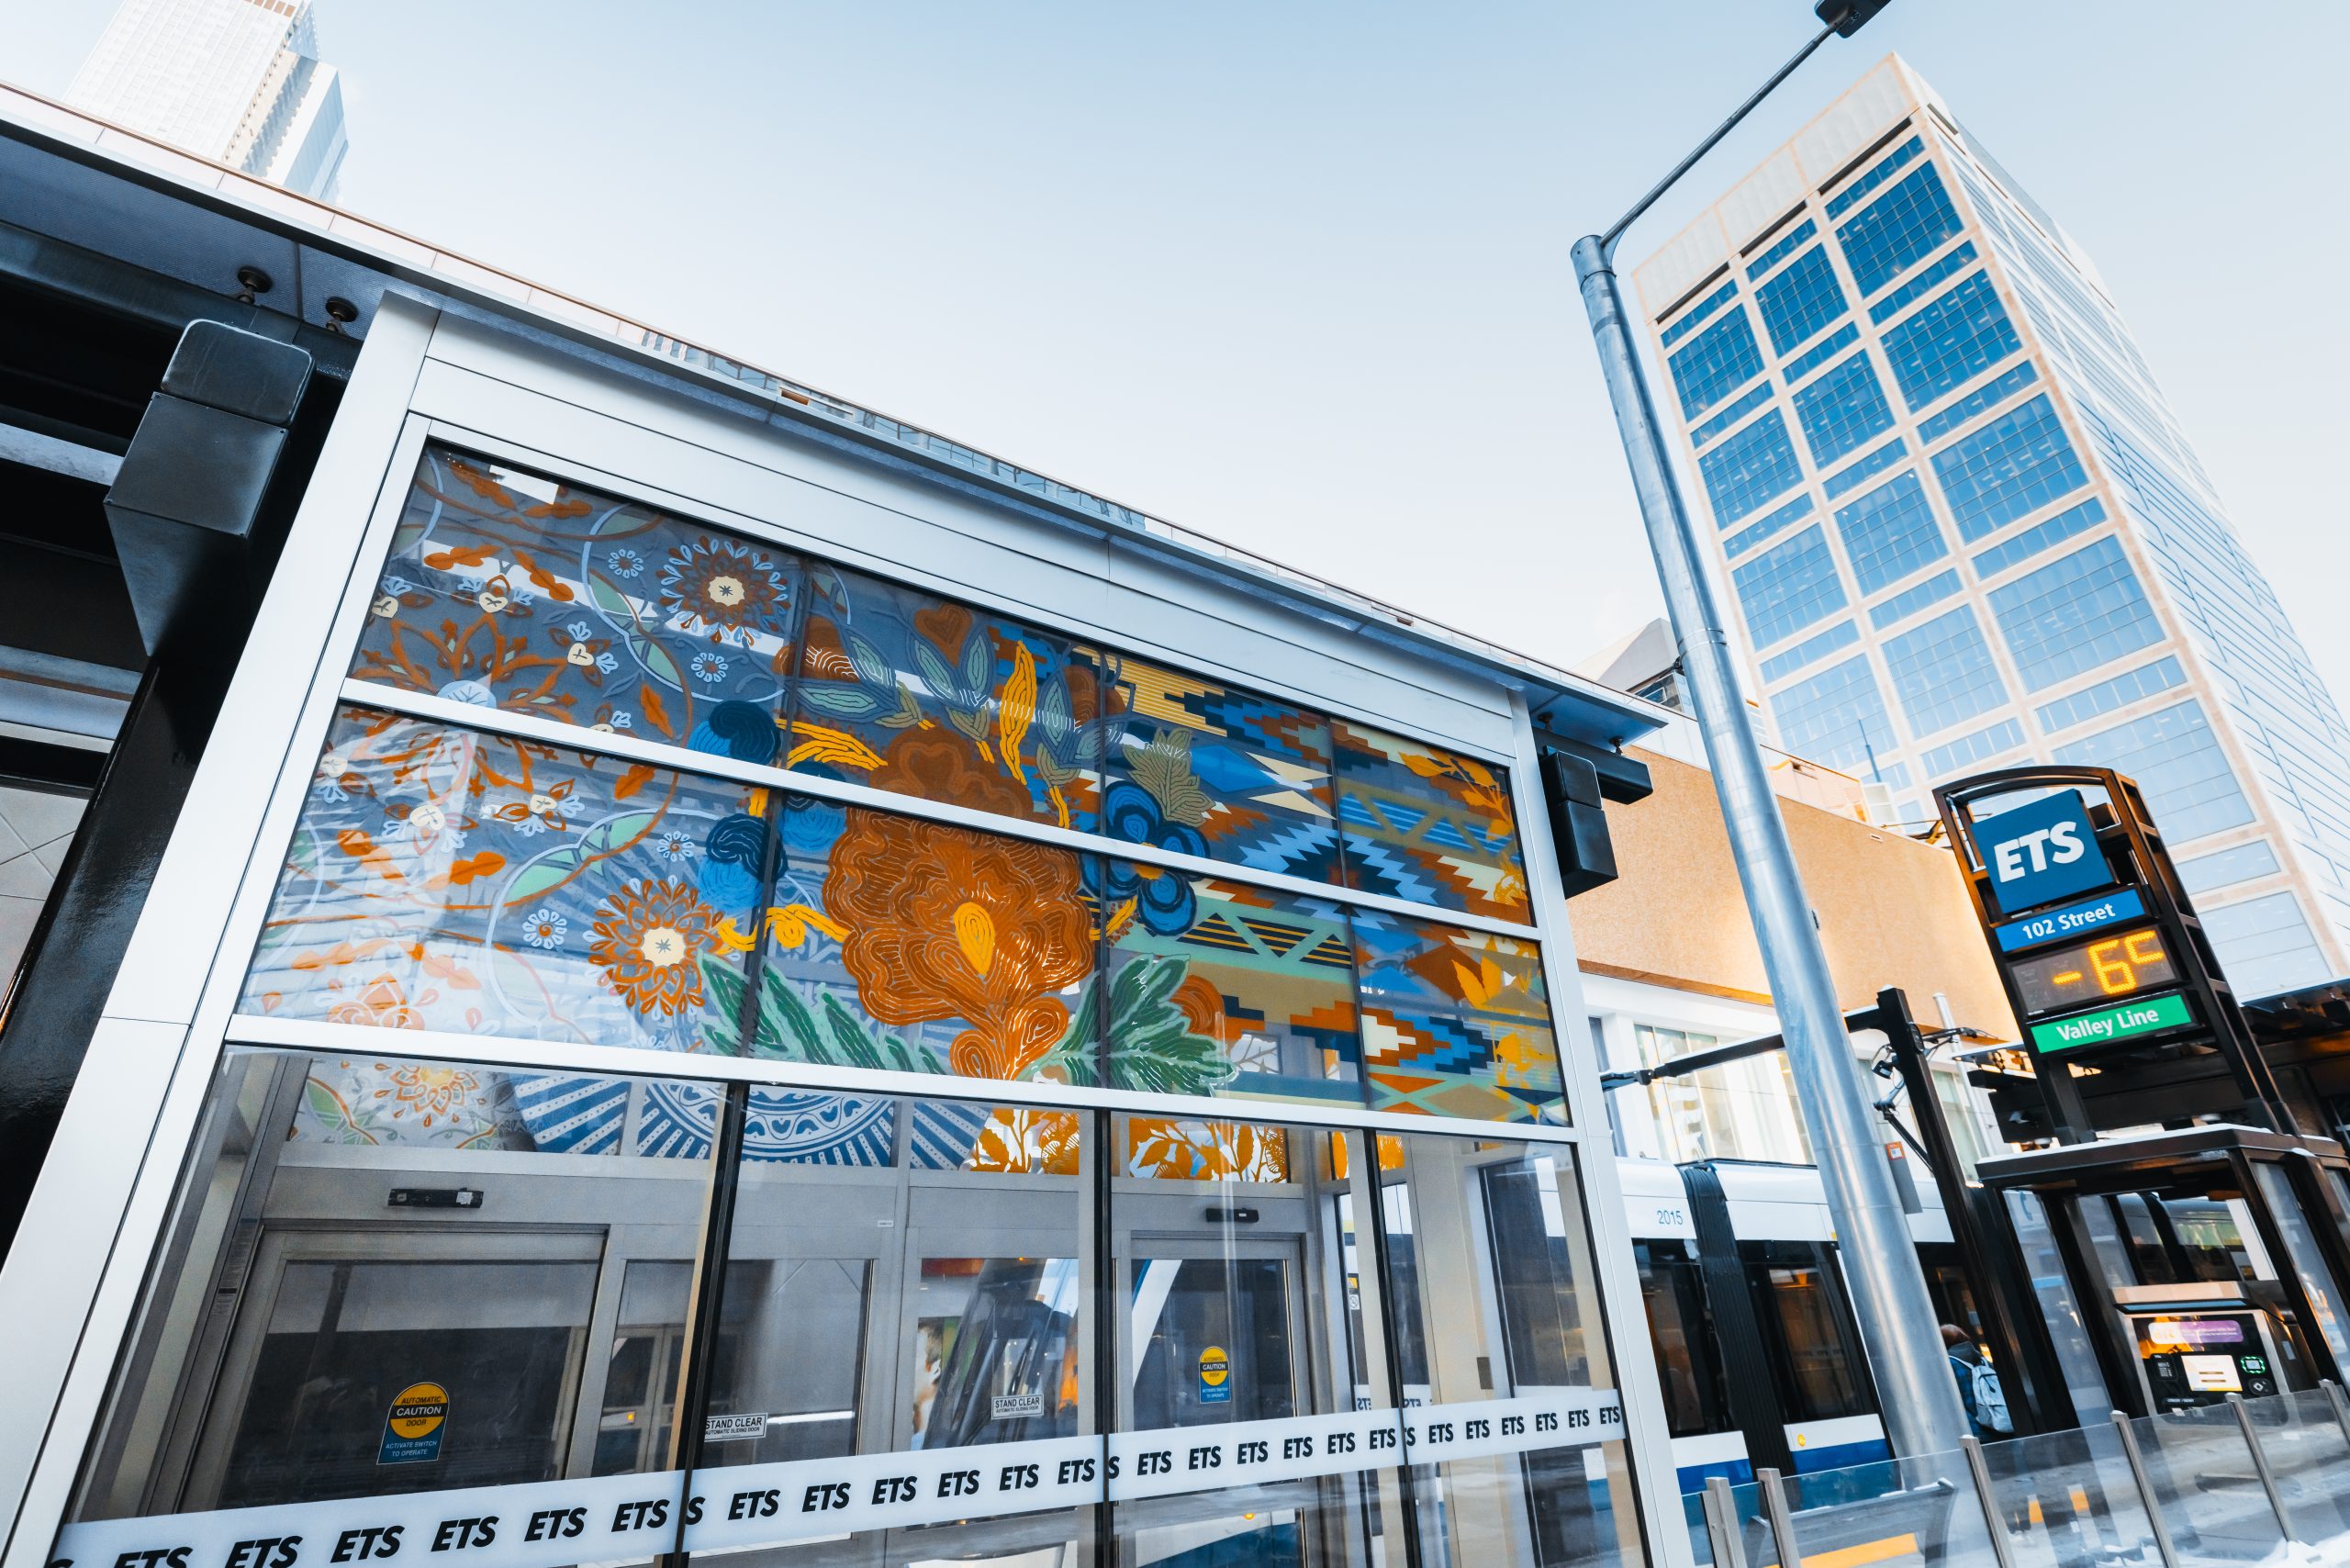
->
(1614, 1157, 1985, 1497)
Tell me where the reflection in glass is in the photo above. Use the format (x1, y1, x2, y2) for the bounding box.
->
(1376, 1133, 1635, 1568)
(243, 705, 764, 1054)
(66, 1050, 712, 1525)
(1114, 1116, 1401, 1568)
(693, 1089, 1091, 1567)
(352, 445, 800, 747)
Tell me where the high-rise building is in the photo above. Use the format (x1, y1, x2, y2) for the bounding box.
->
(1632, 56, 2350, 1000)
(66, 0, 348, 199)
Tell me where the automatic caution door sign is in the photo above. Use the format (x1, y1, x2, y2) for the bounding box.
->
(380, 1383, 449, 1465)
(1197, 1347, 1230, 1405)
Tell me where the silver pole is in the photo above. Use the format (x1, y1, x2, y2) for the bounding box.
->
(1957, 1436, 2018, 1568)
(1702, 1474, 1751, 1568)
(1756, 1467, 1803, 1568)
(1571, 232, 1973, 1462)
(2226, 1394, 2295, 1542)
(2324, 1378, 2350, 1451)
(2109, 1410, 2182, 1568)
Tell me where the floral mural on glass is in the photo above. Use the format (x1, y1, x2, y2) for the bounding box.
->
(788, 566, 1101, 832)
(1101, 861, 1359, 1108)
(702, 793, 1101, 1173)
(290, 1056, 548, 1151)
(243, 706, 765, 1052)
(1123, 1118, 1292, 1183)
(1097, 653, 1341, 883)
(1332, 721, 1528, 922)
(351, 446, 798, 760)
(1348, 910, 1563, 1125)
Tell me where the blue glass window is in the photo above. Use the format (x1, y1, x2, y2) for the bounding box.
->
(1732, 523, 1846, 648)
(1824, 133, 1925, 218)
(2034, 655, 2185, 733)
(1698, 409, 1805, 526)
(1989, 536, 2165, 690)
(2053, 699, 2251, 843)
(1834, 471, 1945, 594)
(1784, 322, 1861, 384)
(2198, 891, 2325, 998)
(1883, 273, 2022, 410)
(1668, 308, 1765, 420)
(1747, 218, 1818, 280)
(1760, 620, 1860, 684)
(1970, 496, 2105, 578)
(1771, 655, 1897, 775)
(1921, 718, 2025, 778)
(1754, 248, 1850, 356)
(1690, 382, 1775, 449)
(1919, 359, 2040, 446)
(1793, 353, 1897, 468)
(1724, 493, 1815, 559)
(1884, 606, 2009, 736)
(1868, 241, 1978, 324)
(1823, 440, 1907, 500)
(2177, 839, 2282, 894)
(1836, 162, 1964, 297)
(1931, 395, 2087, 542)
(1661, 278, 1736, 349)
(1869, 567, 1961, 630)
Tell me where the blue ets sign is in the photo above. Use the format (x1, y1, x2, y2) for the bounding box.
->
(1983, 790, 2113, 914)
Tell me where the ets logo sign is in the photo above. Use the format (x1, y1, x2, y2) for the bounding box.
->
(1984, 790, 2113, 914)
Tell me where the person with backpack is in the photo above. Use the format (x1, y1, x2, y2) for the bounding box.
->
(1942, 1323, 2014, 1437)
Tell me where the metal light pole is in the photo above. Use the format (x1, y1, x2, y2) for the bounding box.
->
(1572, 3, 1974, 1462)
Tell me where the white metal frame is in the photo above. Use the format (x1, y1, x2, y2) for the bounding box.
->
(0, 294, 1684, 1568)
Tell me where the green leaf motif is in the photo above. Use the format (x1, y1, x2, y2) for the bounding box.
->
(1131, 731, 1213, 828)
(844, 628, 897, 692)
(1103, 958, 1236, 1096)
(799, 681, 884, 718)
(911, 639, 964, 707)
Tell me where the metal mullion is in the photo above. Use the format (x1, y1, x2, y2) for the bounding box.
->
(220, 1014, 1587, 1149)
(337, 677, 1548, 943)
(662, 1081, 749, 1568)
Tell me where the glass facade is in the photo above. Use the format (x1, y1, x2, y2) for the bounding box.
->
(1732, 524, 1846, 649)
(1645, 85, 2350, 985)
(44, 441, 1638, 1568)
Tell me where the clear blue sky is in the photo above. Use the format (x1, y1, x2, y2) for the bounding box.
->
(6, 3, 2346, 707)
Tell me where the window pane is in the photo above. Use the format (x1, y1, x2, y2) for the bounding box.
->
(1768, 655, 1899, 778)
(243, 704, 767, 1051)
(1989, 536, 2165, 690)
(744, 793, 1097, 1101)
(791, 563, 1103, 830)
(62, 1048, 711, 1535)
(1350, 910, 1563, 1125)
(1102, 863, 1360, 1106)
(1111, 1116, 1405, 1568)
(1791, 352, 1895, 469)
(1379, 1136, 1638, 1568)
(1732, 523, 1847, 650)
(1099, 651, 1343, 882)
(1833, 471, 1946, 596)
(1753, 246, 1849, 357)
(1333, 722, 1527, 923)
(1667, 308, 1765, 420)
(1698, 408, 1806, 528)
(1882, 606, 2008, 738)
(352, 444, 798, 745)
(686, 1089, 1094, 1565)
(1835, 162, 1964, 297)
(1881, 271, 2020, 410)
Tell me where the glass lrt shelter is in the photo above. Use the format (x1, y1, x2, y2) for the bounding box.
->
(0, 90, 1684, 1568)
(1633, 55, 2350, 1001)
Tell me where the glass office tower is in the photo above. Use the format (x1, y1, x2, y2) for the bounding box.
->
(1632, 56, 2350, 1000)
(67, 0, 348, 198)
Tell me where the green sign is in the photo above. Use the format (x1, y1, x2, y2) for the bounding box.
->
(2029, 992, 2194, 1053)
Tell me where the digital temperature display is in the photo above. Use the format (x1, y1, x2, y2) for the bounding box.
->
(2009, 925, 2179, 1016)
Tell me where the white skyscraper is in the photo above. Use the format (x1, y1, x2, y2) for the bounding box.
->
(67, 0, 349, 201)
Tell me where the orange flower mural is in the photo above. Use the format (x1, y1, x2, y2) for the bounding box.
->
(593, 879, 723, 1015)
(822, 807, 1092, 1081)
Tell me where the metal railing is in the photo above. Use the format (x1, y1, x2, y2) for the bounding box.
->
(1693, 1382, 2350, 1568)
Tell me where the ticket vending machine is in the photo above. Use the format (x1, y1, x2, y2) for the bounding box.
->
(2112, 1282, 2287, 1413)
